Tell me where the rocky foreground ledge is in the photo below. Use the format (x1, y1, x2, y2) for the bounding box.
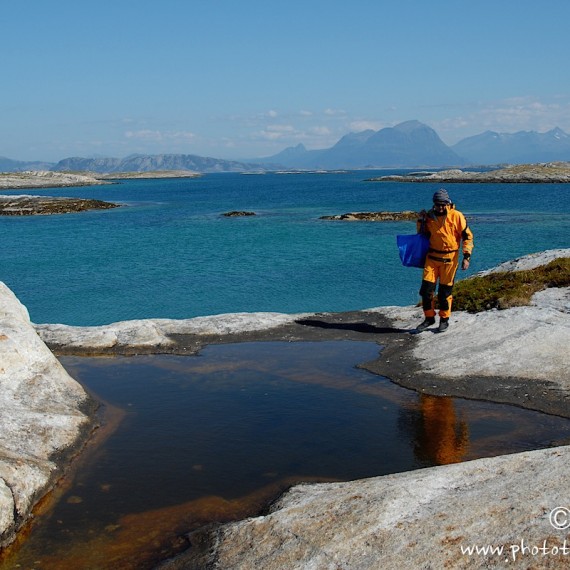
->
(162, 446, 570, 570)
(1, 249, 570, 567)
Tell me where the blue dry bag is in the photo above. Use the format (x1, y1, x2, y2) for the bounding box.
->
(396, 233, 430, 268)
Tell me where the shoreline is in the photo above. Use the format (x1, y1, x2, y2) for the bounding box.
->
(35, 247, 570, 420)
(35, 304, 570, 420)
(3, 162, 570, 191)
(2, 249, 569, 568)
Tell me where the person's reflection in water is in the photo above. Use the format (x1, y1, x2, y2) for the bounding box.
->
(415, 394, 469, 465)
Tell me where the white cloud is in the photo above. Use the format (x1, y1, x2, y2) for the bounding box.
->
(432, 96, 570, 144)
(125, 129, 161, 140)
(324, 108, 347, 116)
(124, 130, 196, 142)
(223, 97, 562, 154)
(308, 126, 332, 136)
(477, 97, 568, 131)
(348, 120, 385, 132)
(255, 124, 296, 141)
(267, 124, 295, 133)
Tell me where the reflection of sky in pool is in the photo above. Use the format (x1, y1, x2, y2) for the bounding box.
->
(6, 341, 570, 570)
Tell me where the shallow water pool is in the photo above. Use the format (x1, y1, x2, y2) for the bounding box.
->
(4, 341, 570, 570)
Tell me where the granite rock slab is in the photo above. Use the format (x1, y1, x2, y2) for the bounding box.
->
(164, 446, 570, 569)
(0, 283, 92, 548)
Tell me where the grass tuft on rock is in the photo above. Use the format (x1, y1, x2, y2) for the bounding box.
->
(453, 258, 570, 312)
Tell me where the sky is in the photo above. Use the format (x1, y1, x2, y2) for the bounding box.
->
(3, 0, 570, 162)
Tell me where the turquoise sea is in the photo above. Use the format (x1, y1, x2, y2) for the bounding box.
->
(2, 171, 569, 326)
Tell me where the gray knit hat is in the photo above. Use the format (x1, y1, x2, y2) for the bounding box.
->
(433, 188, 451, 204)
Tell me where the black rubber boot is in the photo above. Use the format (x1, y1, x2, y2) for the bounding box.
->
(416, 317, 436, 331)
(438, 318, 449, 333)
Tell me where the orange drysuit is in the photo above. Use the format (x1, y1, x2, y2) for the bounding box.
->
(417, 205, 474, 319)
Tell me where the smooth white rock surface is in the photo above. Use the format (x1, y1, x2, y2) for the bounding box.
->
(200, 446, 570, 570)
(0, 170, 106, 189)
(35, 312, 310, 351)
(376, 288, 570, 381)
(0, 282, 90, 546)
(477, 248, 570, 275)
(34, 251, 569, 386)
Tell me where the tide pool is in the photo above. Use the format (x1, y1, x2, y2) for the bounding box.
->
(5, 341, 570, 570)
(1, 171, 568, 325)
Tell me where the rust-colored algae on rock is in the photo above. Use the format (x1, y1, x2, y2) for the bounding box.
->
(23, 476, 335, 570)
(0, 397, 126, 567)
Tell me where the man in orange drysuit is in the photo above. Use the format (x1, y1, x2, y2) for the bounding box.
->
(416, 189, 474, 333)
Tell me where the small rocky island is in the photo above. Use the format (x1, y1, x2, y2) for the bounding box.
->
(0, 169, 202, 215)
(100, 170, 201, 180)
(0, 195, 120, 216)
(320, 210, 418, 221)
(222, 210, 256, 217)
(0, 169, 201, 190)
(0, 170, 110, 189)
(367, 161, 570, 183)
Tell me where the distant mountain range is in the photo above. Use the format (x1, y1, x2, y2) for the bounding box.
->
(256, 121, 570, 168)
(0, 157, 54, 172)
(256, 120, 466, 168)
(1, 121, 569, 173)
(451, 127, 570, 165)
(51, 154, 274, 174)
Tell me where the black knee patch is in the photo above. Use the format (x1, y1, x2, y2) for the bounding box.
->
(420, 280, 436, 310)
(438, 284, 454, 311)
(420, 280, 436, 296)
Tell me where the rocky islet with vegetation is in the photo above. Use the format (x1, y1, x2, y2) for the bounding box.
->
(2, 162, 569, 216)
(0, 195, 120, 215)
(367, 161, 570, 183)
(0, 170, 110, 189)
(320, 210, 418, 221)
(0, 170, 203, 215)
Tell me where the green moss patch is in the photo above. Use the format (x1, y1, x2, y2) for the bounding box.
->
(453, 258, 570, 312)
